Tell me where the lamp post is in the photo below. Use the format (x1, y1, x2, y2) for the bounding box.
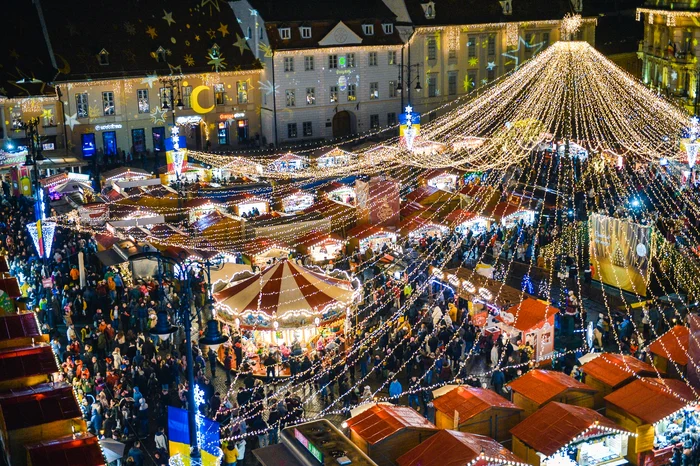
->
(158, 76, 184, 173)
(19, 117, 45, 221)
(132, 250, 227, 461)
(395, 63, 422, 110)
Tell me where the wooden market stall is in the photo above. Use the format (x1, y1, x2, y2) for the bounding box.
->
(397, 214, 449, 241)
(242, 238, 292, 268)
(0, 345, 59, 391)
(184, 198, 227, 223)
(511, 401, 632, 466)
(580, 353, 658, 408)
(228, 193, 270, 217)
(25, 433, 106, 466)
(432, 386, 523, 441)
(405, 186, 454, 207)
(0, 313, 47, 350)
(495, 298, 559, 361)
(0, 382, 86, 466)
(604, 377, 697, 466)
(419, 169, 462, 192)
(313, 147, 356, 168)
(267, 153, 309, 172)
(191, 211, 244, 251)
(508, 369, 597, 417)
(101, 166, 152, 188)
(319, 181, 357, 206)
(303, 197, 358, 235)
(396, 430, 528, 466)
(347, 225, 398, 254)
(345, 404, 438, 466)
(646, 325, 689, 380)
(295, 230, 345, 263)
(442, 209, 493, 235)
(280, 189, 315, 213)
(488, 201, 536, 227)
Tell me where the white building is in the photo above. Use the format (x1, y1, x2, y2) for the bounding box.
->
(231, 0, 405, 146)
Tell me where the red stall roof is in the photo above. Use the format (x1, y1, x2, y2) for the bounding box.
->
(0, 256, 9, 273)
(497, 298, 558, 332)
(0, 276, 21, 298)
(0, 382, 81, 430)
(604, 378, 696, 425)
(508, 369, 597, 405)
(295, 230, 344, 249)
(345, 404, 437, 445)
(0, 345, 58, 382)
(433, 386, 522, 421)
(511, 402, 629, 457)
(581, 353, 658, 388)
(26, 434, 105, 466)
(0, 313, 41, 342)
(647, 325, 690, 365)
(397, 430, 528, 466)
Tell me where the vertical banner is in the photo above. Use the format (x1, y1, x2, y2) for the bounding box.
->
(167, 406, 221, 466)
(588, 213, 652, 296)
(78, 252, 86, 288)
(165, 130, 188, 175)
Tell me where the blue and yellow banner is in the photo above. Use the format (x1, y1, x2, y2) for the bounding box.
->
(168, 406, 221, 465)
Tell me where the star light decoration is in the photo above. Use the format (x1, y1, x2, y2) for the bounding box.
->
(218, 22, 229, 37)
(207, 44, 227, 72)
(146, 26, 158, 39)
(151, 106, 166, 124)
(258, 43, 273, 58)
(234, 34, 250, 54)
(486, 61, 496, 71)
(141, 73, 158, 88)
(502, 36, 544, 69)
(403, 105, 418, 150)
(64, 113, 79, 130)
(162, 10, 176, 26)
(184, 54, 195, 66)
(258, 80, 279, 95)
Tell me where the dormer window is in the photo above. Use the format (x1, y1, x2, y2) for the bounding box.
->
(422, 1, 436, 19)
(362, 24, 374, 35)
(98, 49, 109, 66)
(279, 27, 291, 40)
(382, 23, 394, 35)
(156, 46, 167, 62)
(500, 0, 513, 15)
(300, 26, 312, 39)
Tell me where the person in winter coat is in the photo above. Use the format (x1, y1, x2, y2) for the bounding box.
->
(235, 439, 246, 462)
(388, 375, 403, 404)
(154, 427, 168, 452)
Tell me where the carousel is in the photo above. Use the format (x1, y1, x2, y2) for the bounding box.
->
(214, 259, 359, 376)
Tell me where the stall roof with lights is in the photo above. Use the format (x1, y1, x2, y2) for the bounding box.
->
(432, 386, 522, 422)
(0, 345, 59, 383)
(604, 377, 697, 425)
(508, 369, 597, 406)
(345, 404, 437, 445)
(580, 353, 658, 389)
(0, 382, 81, 430)
(25, 434, 106, 466)
(647, 325, 690, 366)
(0, 313, 42, 345)
(497, 298, 558, 332)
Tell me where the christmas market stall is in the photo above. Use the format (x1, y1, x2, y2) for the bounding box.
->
(604, 377, 697, 466)
(442, 209, 493, 235)
(345, 404, 438, 466)
(646, 325, 689, 380)
(405, 185, 454, 208)
(302, 198, 358, 235)
(295, 230, 345, 264)
(0, 345, 59, 391)
(214, 260, 358, 374)
(508, 369, 597, 417)
(347, 225, 398, 254)
(489, 201, 537, 227)
(396, 430, 528, 466)
(580, 353, 658, 408)
(0, 313, 48, 350)
(495, 298, 559, 361)
(101, 167, 152, 188)
(184, 198, 227, 223)
(280, 189, 315, 213)
(432, 386, 523, 441)
(241, 238, 292, 268)
(397, 214, 449, 241)
(267, 153, 309, 172)
(25, 433, 106, 466)
(319, 181, 356, 206)
(511, 401, 632, 466)
(228, 193, 270, 217)
(420, 169, 462, 192)
(312, 147, 356, 168)
(192, 211, 244, 251)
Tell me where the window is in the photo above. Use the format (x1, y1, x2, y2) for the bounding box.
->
(286, 89, 296, 106)
(329, 54, 338, 69)
(247, 27, 251, 39)
(388, 50, 397, 65)
(427, 75, 437, 97)
(487, 69, 495, 81)
(448, 72, 457, 95)
(156, 47, 167, 63)
(346, 53, 355, 68)
(306, 87, 315, 105)
(303, 121, 312, 137)
(370, 114, 379, 129)
(389, 80, 398, 98)
(237, 81, 248, 104)
(182, 86, 192, 108)
(98, 49, 109, 66)
(468, 36, 477, 57)
(468, 72, 476, 92)
(542, 32, 550, 48)
(287, 123, 297, 138)
(284, 57, 294, 72)
(259, 27, 264, 39)
(42, 105, 55, 126)
(370, 82, 379, 99)
(427, 37, 437, 60)
(102, 91, 115, 115)
(137, 89, 150, 113)
(488, 35, 496, 55)
(11, 109, 22, 129)
(369, 52, 378, 66)
(448, 48, 457, 59)
(524, 33, 534, 58)
(304, 56, 314, 71)
(387, 112, 397, 126)
(76, 93, 88, 118)
(330, 86, 338, 103)
(382, 23, 394, 35)
(279, 28, 291, 40)
(159, 87, 172, 107)
(362, 24, 374, 35)
(347, 84, 356, 101)
(214, 83, 225, 105)
(300, 26, 311, 39)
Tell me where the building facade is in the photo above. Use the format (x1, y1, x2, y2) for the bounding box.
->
(232, 0, 405, 147)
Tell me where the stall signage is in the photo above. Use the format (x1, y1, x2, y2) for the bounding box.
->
(294, 428, 324, 464)
(95, 124, 123, 131)
(219, 112, 245, 120)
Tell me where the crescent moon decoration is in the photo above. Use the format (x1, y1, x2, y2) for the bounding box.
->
(56, 54, 71, 75)
(191, 85, 214, 114)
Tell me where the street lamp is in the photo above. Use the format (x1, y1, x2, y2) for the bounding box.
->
(395, 63, 422, 109)
(159, 76, 185, 125)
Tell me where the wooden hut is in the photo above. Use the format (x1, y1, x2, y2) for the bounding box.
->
(0, 313, 48, 350)
(508, 369, 597, 417)
(511, 402, 632, 466)
(432, 386, 523, 441)
(0, 345, 59, 391)
(396, 430, 528, 466)
(580, 353, 658, 408)
(25, 433, 106, 466)
(646, 325, 689, 379)
(345, 404, 438, 466)
(604, 377, 697, 465)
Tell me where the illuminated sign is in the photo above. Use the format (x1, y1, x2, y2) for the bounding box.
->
(95, 124, 123, 131)
(219, 112, 245, 120)
(176, 115, 203, 125)
(294, 428, 324, 464)
(42, 143, 55, 151)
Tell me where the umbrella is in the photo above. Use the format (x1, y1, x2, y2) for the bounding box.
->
(100, 438, 126, 463)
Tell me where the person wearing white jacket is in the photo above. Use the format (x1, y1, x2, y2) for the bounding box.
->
(236, 439, 246, 461)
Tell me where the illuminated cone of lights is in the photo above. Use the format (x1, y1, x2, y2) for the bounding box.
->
(172, 150, 186, 177)
(686, 142, 700, 169)
(404, 125, 417, 150)
(26, 220, 56, 259)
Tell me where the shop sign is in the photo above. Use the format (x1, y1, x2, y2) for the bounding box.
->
(95, 124, 123, 131)
(219, 112, 245, 120)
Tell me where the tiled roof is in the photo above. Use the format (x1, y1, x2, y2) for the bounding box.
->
(508, 369, 596, 405)
(247, 0, 399, 22)
(265, 19, 403, 51)
(433, 386, 522, 421)
(497, 298, 559, 332)
(346, 404, 437, 444)
(510, 402, 630, 457)
(604, 378, 697, 425)
(581, 353, 657, 388)
(648, 325, 690, 365)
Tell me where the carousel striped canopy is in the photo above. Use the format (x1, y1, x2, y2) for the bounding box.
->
(213, 259, 354, 325)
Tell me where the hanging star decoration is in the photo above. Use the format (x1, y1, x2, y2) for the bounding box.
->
(169, 64, 183, 75)
(64, 113, 79, 130)
(150, 106, 166, 124)
(41, 108, 53, 121)
(124, 22, 137, 35)
(468, 57, 479, 66)
(162, 10, 176, 26)
(463, 76, 474, 92)
(206, 29, 217, 39)
(184, 54, 195, 66)
(249, 8, 258, 16)
(207, 46, 227, 72)
(194, 35, 201, 41)
(141, 73, 159, 88)
(88, 105, 101, 119)
(201, 0, 221, 13)
(258, 43, 273, 58)
(671, 70, 678, 81)
(258, 80, 279, 96)
(486, 61, 496, 71)
(502, 36, 545, 69)
(233, 34, 250, 54)
(146, 26, 158, 39)
(218, 23, 229, 37)
(481, 78, 489, 85)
